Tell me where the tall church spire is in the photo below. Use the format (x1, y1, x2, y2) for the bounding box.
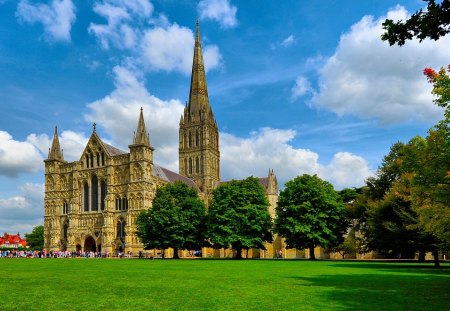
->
(188, 21, 212, 118)
(48, 126, 64, 161)
(179, 22, 220, 194)
(133, 107, 151, 146)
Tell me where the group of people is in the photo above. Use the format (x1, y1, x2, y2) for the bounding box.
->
(0, 250, 112, 258)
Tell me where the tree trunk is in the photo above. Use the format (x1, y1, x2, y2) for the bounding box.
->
(235, 247, 242, 259)
(433, 250, 440, 268)
(309, 244, 316, 260)
(173, 247, 179, 259)
(418, 251, 426, 262)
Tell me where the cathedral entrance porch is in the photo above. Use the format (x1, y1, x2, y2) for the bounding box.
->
(84, 236, 96, 252)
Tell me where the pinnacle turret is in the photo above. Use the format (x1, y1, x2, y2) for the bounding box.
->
(132, 107, 151, 146)
(47, 126, 64, 161)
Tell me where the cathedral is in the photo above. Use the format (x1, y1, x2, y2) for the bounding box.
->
(43, 22, 284, 258)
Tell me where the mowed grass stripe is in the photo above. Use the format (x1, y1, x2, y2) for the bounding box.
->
(0, 259, 448, 310)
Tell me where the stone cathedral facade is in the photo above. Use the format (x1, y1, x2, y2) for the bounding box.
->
(44, 23, 282, 257)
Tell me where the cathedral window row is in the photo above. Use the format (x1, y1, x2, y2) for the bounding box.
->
(184, 156, 202, 175)
(184, 130, 202, 149)
(85, 150, 106, 169)
(82, 175, 107, 212)
(115, 196, 128, 211)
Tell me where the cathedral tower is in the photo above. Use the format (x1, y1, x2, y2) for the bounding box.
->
(179, 22, 220, 194)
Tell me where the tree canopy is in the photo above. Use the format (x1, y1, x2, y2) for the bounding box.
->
(274, 174, 346, 260)
(206, 177, 273, 259)
(136, 181, 207, 258)
(25, 225, 44, 250)
(382, 0, 450, 46)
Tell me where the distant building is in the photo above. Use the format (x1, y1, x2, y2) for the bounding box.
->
(0, 233, 27, 248)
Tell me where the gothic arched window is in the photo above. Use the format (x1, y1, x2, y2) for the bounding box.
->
(189, 158, 193, 175)
(196, 157, 200, 174)
(117, 218, 126, 239)
(101, 180, 107, 211)
(84, 182, 89, 212)
(91, 175, 98, 211)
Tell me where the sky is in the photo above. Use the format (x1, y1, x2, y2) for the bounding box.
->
(0, 0, 448, 235)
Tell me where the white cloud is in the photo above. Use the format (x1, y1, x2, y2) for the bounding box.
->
(310, 6, 447, 124)
(89, 1, 222, 74)
(84, 66, 184, 171)
(16, 0, 76, 42)
(0, 183, 44, 235)
(281, 35, 295, 47)
(141, 24, 221, 74)
(141, 24, 195, 74)
(0, 131, 44, 177)
(320, 152, 372, 190)
(203, 45, 223, 72)
(198, 0, 237, 28)
(291, 76, 311, 100)
(221, 127, 372, 190)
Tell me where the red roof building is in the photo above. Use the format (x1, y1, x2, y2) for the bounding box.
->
(0, 233, 27, 248)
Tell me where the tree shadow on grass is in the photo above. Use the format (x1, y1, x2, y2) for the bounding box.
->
(291, 272, 450, 311)
(333, 261, 450, 275)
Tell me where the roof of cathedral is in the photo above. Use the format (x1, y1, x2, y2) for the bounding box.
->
(153, 165, 199, 191)
(103, 142, 127, 156)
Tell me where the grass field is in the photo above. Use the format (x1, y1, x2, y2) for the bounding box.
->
(0, 259, 449, 310)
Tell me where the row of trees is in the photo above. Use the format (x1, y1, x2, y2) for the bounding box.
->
(340, 66, 449, 267)
(136, 175, 347, 259)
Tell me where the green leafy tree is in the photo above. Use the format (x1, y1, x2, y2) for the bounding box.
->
(274, 174, 347, 260)
(25, 225, 44, 250)
(382, 0, 450, 46)
(330, 229, 357, 259)
(136, 181, 207, 259)
(206, 177, 273, 259)
(404, 126, 450, 256)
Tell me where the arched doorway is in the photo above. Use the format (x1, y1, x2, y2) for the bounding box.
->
(84, 236, 96, 252)
(76, 244, 81, 252)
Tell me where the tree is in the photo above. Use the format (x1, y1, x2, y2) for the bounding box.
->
(25, 225, 44, 250)
(274, 174, 347, 260)
(206, 177, 273, 259)
(136, 181, 207, 259)
(382, 0, 450, 46)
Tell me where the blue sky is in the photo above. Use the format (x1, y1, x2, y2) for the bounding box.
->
(0, 0, 448, 235)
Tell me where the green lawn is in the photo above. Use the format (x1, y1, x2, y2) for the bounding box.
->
(0, 259, 448, 310)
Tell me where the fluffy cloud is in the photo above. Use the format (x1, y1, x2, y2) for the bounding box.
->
(0, 183, 44, 235)
(221, 127, 372, 189)
(89, 1, 221, 74)
(320, 152, 372, 190)
(0, 131, 44, 177)
(16, 0, 76, 42)
(141, 24, 222, 74)
(198, 0, 237, 28)
(310, 6, 447, 124)
(291, 76, 311, 100)
(84, 66, 184, 171)
(88, 0, 154, 49)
